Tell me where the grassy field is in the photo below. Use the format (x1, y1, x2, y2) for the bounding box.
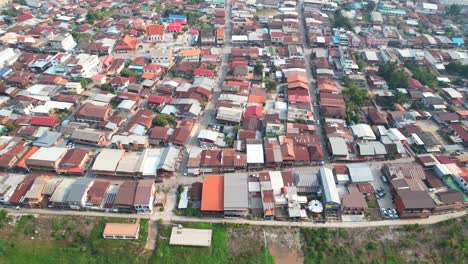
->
(0, 212, 151, 264)
(301, 216, 467, 264)
(153, 222, 275, 264)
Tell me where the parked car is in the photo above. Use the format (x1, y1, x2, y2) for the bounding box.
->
(381, 175, 388, 183)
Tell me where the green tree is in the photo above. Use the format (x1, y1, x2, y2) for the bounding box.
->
(342, 75, 351, 87)
(446, 4, 461, 16)
(172, 32, 179, 40)
(1, 8, 17, 17)
(182, 26, 189, 32)
(152, 114, 168, 127)
(333, 10, 354, 31)
(342, 86, 368, 109)
(254, 63, 264, 75)
(265, 80, 277, 92)
(378, 61, 409, 89)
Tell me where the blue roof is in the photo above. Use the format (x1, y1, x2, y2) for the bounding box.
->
(0, 67, 12, 78)
(452, 38, 464, 45)
(332, 36, 340, 44)
(352, 2, 362, 9)
(168, 14, 186, 20)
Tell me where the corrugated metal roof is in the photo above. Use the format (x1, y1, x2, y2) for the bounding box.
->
(223, 173, 248, 210)
(320, 167, 340, 204)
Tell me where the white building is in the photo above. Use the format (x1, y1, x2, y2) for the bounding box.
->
(68, 54, 101, 78)
(0, 48, 19, 68)
(50, 33, 77, 51)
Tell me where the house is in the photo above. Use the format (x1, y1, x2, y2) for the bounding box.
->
(341, 186, 368, 215)
(223, 173, 249, 217)
(216, 28, 225, 45)
(25, 147, 67, 172)
(115, 35, 139, 53)
(201, 175, 224, 216)
(145, 24, 164, 42)
(49, 33, 77, 51)
(75, 102, 110, 123)
(133, 180, 155, 214)
(394, 189, 436, 218)
(57, 148, 90, 175)
(216, 107, 243, 124)
(180, 49, 201, 62)
(114, 181, 138, 213)
(150, 47, 173, 67)
(319, 167, 341, 221)
(66, 178, 93, 210)
(85, 180, 111, 210)
(103, 222, 140, 239)
(70, 129, 108, 147)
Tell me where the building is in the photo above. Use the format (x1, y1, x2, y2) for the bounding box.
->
(146, 24, 164, 42)
(103, 222, 139, 239)
(65, 178, 93, 210)
(223, 173, 248, 217)
(75, 102, 110, 123)
(91, 149, 126, 177)
(169, 227, 212, 247)
(319, 167, 341, 221)
(133, 180, 155, 214)
(26, 147, 67, 171)
(394, 189, 436, 218)
(201, 175, 224, 216)
(114, 181, 138, 213)
(50, 33, 77, 51)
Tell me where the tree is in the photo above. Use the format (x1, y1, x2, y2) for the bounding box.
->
(342, 86, 368, 109)
(182, 26, 189, 32)
(101, 83, 112, 92)
(377, 61, 409, 89)
(446, 62, 468, 79)
(152, 114, 168, 127)
(172, 32, 179, 40)
(1, 8, 17, 17)
(207, 64, 216, 71)
(342, 75, 351, 87)
(265, 80, 277, 92)
(254, 63, 264, 75)
(446, 4, 461, 16)
(333, 10, 354, 31)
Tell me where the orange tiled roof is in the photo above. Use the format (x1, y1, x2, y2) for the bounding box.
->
(201, 175, 224, 211)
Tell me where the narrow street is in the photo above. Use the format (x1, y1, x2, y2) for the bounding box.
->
(296, 0, 330, 163)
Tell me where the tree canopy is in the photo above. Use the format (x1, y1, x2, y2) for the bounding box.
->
(445, 62, 468, 79)
(377, 61, 409, 89)
(333, 11, 354, 31)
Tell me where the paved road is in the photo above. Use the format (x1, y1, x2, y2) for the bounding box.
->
(6, 208, 466, 229)
(296, 0, 330, 163)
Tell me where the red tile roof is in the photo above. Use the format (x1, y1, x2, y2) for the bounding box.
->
(30, 116, 59, 127)
(201, 175, 224, 211)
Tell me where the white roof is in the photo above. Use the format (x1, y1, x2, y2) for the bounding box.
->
(178, 186, 189, 209)
(92, 149, 125, 172)
(351, 124, 376, 140)
(422, 3, 437, 10)
(269, 171, 284, 194)
(442, 88, 462, 99)
(197, 129, 219, 142)
(248, 181, 261, 192)
(117, 99, 136, 110)
(169, 227, 212, 247)
(319, 167, 340, 204)
(28, 147, 67, 162)
(347, 163, 374, 182)
(246, 143, 264, 164)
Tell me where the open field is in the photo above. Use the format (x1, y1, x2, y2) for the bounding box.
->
(0, 211, 150, 264)
(0, 210, 466, 264)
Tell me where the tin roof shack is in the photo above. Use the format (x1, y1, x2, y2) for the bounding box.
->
(169, 227, 212, 247)
(85, 180, 111, 210)
(48, 178, 75, 208)
(394, 189, 436, 219)
(0, 174, 25, 204)
(66, 178, 94, 210)
(201, 175, 224, 217)
(223, 172, 248, 217)
(91, 149, 125, 177)
(114, 181, 138, 213)
(133, 180, 155, 214)
(319, 167, 341, 221)
(25, 147, 67, 172)
(347, 163, 374, 183)
(103, 222, 140, 240)
(23, 175, 49, 208)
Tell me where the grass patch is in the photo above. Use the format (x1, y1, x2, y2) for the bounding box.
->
(367, 200, 378, 208)
(0, 216, 150, 264)
(153, 222, 275, 264)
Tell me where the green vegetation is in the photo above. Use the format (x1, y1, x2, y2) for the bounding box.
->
(445, 61, 468, 79)
(0, 210, 10, 228)
(1, 7, 17, 17)
(264, 79, 277, 92)
(406, 64, 442, 88)
(375, 91, 409, 111)
(254, 63, 264, 75)
(342, 86, 368, 123)
(152, 113, 177, 127)
(0, 216, 150, 264)
(333, 10, 354, 31)
(377, 61, 409, 89)
(120, 68, 142, 78)
(154, 223, 274, 264)
(446, 4, 461, 17)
